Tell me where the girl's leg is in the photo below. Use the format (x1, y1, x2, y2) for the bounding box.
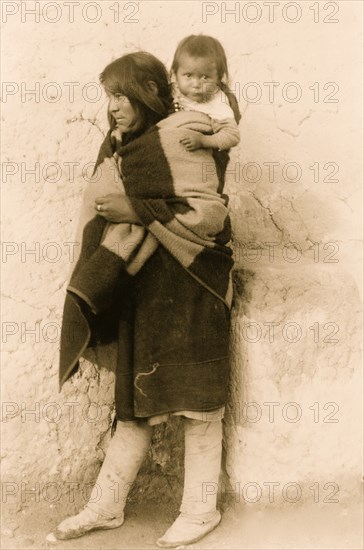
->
(48, 419, 152, 541)
(157, 418, 223, 548)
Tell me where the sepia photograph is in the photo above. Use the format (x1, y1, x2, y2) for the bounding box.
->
(1, 1, 363, 549)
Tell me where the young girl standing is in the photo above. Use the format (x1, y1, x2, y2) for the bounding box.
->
(48, 48, 237, 548)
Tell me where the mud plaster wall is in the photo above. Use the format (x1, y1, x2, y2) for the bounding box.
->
(1, 1, 362, 511)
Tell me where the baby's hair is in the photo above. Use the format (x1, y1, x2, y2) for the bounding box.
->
(171, 35, 229, 84)
(100, 51, 173, 132)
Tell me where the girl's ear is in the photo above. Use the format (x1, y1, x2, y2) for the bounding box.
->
(147, 80, 158, 95)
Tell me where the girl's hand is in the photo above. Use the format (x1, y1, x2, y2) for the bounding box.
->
(180, 134, 202, 151)
(95, 194, 140, 223)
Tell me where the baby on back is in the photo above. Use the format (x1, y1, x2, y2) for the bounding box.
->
(171, 34, 240, 152)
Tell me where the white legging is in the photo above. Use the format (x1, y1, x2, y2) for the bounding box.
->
(87, 417, 223, 519)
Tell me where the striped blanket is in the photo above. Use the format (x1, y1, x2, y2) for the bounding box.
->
(60, 110, 233, 386)
(70, 111, 233, 305)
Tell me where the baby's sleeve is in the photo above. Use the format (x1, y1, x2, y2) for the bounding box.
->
(210, 117, 240, 150)
(206, 91, 240, 150)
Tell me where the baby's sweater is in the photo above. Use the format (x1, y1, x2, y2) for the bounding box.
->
(174, 88, 240, 150)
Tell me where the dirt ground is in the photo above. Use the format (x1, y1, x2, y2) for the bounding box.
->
(1, 497, 363, 550)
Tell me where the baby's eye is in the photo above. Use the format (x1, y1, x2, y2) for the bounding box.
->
(184, 73, 192, 78)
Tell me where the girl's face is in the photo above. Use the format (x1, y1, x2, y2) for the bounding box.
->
(175, 54, 219, 103)
(106, 90, 138, 133)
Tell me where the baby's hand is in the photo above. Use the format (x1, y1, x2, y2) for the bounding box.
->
(180, 134, 202, 151)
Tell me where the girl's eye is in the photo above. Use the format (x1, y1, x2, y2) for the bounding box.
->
(201, 75, 208, 80)
(185, 73, 191, 78)
(109, 93, 129, 104)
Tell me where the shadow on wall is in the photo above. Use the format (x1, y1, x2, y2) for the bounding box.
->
(232, 269, 255, 310)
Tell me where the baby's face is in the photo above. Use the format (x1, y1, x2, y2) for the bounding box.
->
(175, 54, 219, 103)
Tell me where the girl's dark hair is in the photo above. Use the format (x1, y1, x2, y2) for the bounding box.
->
(171, 35, 229, 84)
(100, 51, 173, 133)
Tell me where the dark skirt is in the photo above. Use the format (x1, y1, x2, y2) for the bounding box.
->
(114, 247, 231, 420)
